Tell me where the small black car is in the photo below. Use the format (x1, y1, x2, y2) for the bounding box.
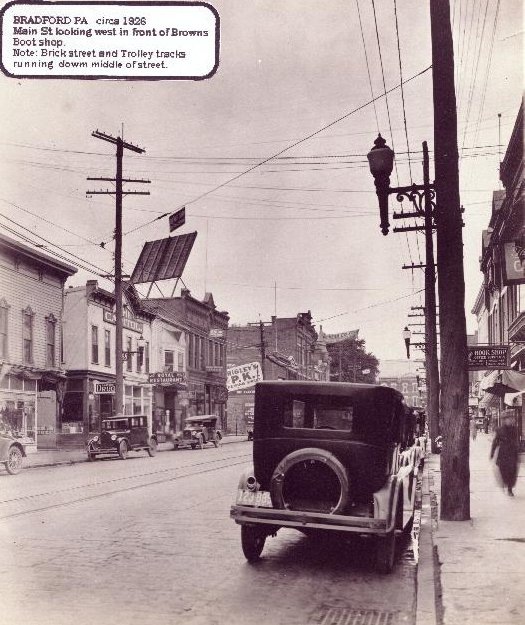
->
(230, 381, 423, 573)
(87, 415, 158, 460)
(173, 415, 222, 450)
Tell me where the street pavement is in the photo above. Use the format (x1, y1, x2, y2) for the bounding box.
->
(6, 430, 525, 625)
(19, 434, 249, 469)
(419, 433, 525, 625)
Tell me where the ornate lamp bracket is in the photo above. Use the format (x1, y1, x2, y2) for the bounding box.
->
(390, 183, 436, 218)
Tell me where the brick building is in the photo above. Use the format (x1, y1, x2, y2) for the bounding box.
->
(226, 312, 330, 435)
(0, 233, 77, 450)
(145, 289, 229, 429)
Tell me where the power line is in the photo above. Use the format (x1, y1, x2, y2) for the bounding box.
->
(109, 64, 432, 243)
(355, 0, 380, 133)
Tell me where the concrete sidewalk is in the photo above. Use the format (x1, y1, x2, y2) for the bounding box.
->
(22, 434, 249, 469)
(418, 433, 525, 625)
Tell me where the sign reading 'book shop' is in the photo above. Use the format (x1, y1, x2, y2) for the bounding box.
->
(467, 345, 510, 371)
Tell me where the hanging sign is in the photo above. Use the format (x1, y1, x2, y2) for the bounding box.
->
(94, 382, 116, 395)
(467, 345, 511, 371)
(169, 207, 186, 233)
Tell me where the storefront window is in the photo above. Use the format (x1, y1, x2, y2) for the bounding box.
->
(0, 398, 36, 440)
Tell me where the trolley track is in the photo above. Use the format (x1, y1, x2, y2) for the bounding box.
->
(0, 451, 252, 520)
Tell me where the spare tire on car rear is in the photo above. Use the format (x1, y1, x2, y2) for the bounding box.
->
(270, 448, 349, 514)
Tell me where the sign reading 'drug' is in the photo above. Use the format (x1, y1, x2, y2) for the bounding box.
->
(0, 1, 219, 79)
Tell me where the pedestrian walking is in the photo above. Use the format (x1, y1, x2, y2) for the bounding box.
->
(470, 416, 477, 441)
(490, 411, 519, 496)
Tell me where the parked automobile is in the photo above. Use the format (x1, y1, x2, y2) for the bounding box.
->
(87, 415, 157, 461)
(230, 381, 423, 573)
(0, 430, 26, 475)
(173, 415, 222, 450)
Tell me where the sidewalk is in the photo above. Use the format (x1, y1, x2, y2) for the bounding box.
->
(23, 434, 249, 469)
(419, 433, 525, 625)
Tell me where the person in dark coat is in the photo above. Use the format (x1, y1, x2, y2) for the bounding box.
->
(490, 413, 519, 496)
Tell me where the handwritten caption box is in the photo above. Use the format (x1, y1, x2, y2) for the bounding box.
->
(1, 1, 219, 79)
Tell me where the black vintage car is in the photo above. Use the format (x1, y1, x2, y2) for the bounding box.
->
(230, 381, 424, 573)
(173, 415, 222, 450)
(87, 415, 158, 460)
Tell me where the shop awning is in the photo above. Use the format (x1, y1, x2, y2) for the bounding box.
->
(480, 369, 525, 396)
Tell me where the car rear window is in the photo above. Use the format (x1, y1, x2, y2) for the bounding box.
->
(284, 398, 354, 432)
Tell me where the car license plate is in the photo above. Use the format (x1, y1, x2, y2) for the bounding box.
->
(236, 489, 272, 508)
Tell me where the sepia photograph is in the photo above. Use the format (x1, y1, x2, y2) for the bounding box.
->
(0, 1, 523, 624)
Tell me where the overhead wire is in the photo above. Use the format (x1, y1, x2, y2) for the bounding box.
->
(355, 0, 380, 134)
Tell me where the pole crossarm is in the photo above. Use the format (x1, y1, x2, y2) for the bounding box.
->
(87, 177, 151, 184)
(394, 225, 426, 233)
(92, 130, 145, 154)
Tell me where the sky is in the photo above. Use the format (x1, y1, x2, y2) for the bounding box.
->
(1, 0, 522, 365)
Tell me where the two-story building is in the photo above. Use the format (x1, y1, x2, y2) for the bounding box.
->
(0, 233, 77, 450)
(63, 280, 155, 443)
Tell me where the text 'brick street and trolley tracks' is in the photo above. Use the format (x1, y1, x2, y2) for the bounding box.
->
(0, 1, 219, 78)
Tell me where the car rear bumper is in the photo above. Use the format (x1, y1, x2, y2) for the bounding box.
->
(230, 504, 390, 535)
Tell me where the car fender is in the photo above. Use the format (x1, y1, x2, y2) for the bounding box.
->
(373, 476, 403, 531)
(9, 441, 26, 458)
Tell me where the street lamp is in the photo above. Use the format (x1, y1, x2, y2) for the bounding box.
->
(367, 134, 436, 236)
(403, 327, 411, 359)
(367, 134, 394, 235)
(122, 334, 145, 366)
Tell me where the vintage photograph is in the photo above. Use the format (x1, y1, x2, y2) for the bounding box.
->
(0, 1, 523, 624)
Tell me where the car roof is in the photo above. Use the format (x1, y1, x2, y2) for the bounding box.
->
(255, 380, 404, 399)
(184, 415, 218, 423)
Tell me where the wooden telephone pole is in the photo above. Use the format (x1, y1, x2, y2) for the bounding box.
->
(87, 131, 150, 415)
(430, 0, 470, 521)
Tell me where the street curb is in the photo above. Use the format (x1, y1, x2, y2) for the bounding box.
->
(23, 437, 250, 471)
(416, 459, 438, 625)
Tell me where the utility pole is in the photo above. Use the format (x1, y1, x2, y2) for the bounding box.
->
(87, 131, 150, 415)
(430, 0, 470, 521)
(423, 141, 441, 453)
(259, 320, 266, 378)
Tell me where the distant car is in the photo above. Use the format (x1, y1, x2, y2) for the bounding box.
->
(87, 415, 157, 461)
(0, 431, 26, 475)
(230, 381, 423, 573)
(173, 415, 222, 450)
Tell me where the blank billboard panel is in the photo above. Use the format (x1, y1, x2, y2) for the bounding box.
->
(131, 232, 197, 283)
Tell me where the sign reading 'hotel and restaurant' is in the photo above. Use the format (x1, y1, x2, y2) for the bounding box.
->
(467, 345, 511, 371)
(148, 371, 187, 385)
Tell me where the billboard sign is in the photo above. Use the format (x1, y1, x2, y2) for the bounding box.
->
(324, 330, 359, 344)
(227, 362, 262, 392)
(467, 345, 511, 371)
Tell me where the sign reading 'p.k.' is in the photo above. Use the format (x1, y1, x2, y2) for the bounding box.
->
(226, 361, 262, 392)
